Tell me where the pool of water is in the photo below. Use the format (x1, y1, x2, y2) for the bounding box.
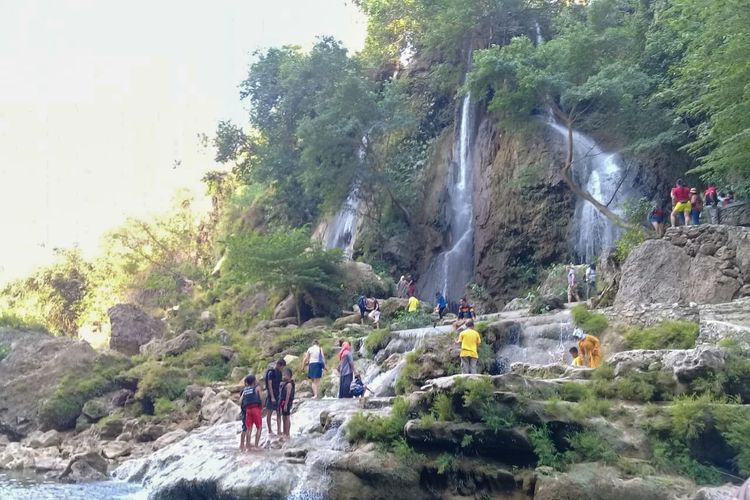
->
(0, 471, 144, 500)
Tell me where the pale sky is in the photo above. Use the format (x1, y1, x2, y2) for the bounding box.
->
(0, 0, 366, 284)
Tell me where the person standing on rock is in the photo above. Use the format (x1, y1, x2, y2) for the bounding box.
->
(264, 359, 286, 435)
(407, 294, 420, 313)
(670, 178, 692, 227)
(357, 295, 368, 325)
(456, 320, 481, 374)
(407, 277, 417, 298)
(434, 291, 447, 325)
(690, 188, 703, 225)
(279, 368, 295, 439)
(337, 339, 358, 398)
(303, 339, 326, 399)
(584, 264, 597, 300)
(648, 204, 665, 237)
(567, 265, 580, 303)
(572, 328, 602, 368)
(397, 275, 408, 298)
(239, 374, 263, 451)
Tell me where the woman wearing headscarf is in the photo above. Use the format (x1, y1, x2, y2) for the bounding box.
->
(337, 338, 357, 398)
(572, 328, 602, 368)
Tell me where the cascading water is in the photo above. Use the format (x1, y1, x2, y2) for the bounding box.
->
(548, 120, 630, 264)
(421, 91, 475, 302)
(321, 190, 360, 259)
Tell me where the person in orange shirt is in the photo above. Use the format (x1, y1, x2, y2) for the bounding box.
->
(456, 320, 481, 374)
(572, 328, 602, 368)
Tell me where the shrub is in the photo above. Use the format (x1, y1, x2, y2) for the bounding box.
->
(39, 353, 132, 430)
(651, 438, 722, 484)
(389, 311, 433, 330)
(570, 305, 608, 334)
(0, 312, 47, 331)
(435, 453, 457, 474)
(566, 430, 616, 464)
(559, 382, 592, 402)
(392, 437, 424, 463)
(614, 228, 646, 264)
(154, 397, 177, 416)
(432, 393, 455, 421)
(395, 350, 422, 395)
(625, 321, 699, 350)
(570, 397, 613, 420)
(365, 329, 392, 355)
(529, 425, 569, 470)
(127, 361, 189, 413)
(346, 397, 410, 447)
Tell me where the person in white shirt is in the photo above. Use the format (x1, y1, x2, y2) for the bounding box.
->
(303, 340, 326, 399)
(584, 264, 597, 300)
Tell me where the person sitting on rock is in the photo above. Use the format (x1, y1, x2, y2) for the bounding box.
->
(239, 374, 263, 451)
(569, 347, 583, 367)
(572, 328, 602, 368)
(670, 178, 692, 227)
(366, 297, 381, 328)
(453, 297, 476, 331)
(407, 294, 420, 313)
(350, 374, 373, 404)
(456, 320, 481, 374)
(279, 368, 295, 439)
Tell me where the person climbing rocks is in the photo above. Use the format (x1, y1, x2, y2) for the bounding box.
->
(456, 320, 481, 374)
(572, 328, 602, 368)
(397, 275, 408, 298)
(670, 178, 692, 227)
(407, 294, 420, 313)
(357, 295, 368, 325)
(567, 265, 580, 303)
(303, 339, 326, 399)
(584, 263, 597, 300)
(337, 338, 358, 398)
(264, 359, 286, 435)
(279, 368, 295, 439)
(724, 191, 735, 207)
(689, 187, 703, 225)
(434, 291, 447, 327)
(239, 374, 263, 451)
(407, 277, 417, 298)
(648, 204, 665, 237)
(367, 297, 381, 328)
(453, 297, 476, 331)
(569, 347, 583, 367)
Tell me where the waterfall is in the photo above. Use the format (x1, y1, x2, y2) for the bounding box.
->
(421, 91, 476, 302)
(548, 119, 630, 264)
(534, 20, 543, 45)
(321, 190, 360, 259)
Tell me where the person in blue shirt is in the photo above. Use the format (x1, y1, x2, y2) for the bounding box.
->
(435, 291, 447, 320)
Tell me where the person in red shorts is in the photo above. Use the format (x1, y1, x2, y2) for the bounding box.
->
(239, 374, 263, 451)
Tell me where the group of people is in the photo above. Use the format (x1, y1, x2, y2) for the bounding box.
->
(568, 328, 602, 369)
(649, 179, 737, 236)
(567, 263, 597, 303)
(396, 275, 418, 299)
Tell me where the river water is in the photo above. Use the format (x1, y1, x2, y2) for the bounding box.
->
(0, 471, 143, 500)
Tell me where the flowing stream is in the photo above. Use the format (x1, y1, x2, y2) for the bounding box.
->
(321, 190, 361, 259)
(548, 120, 630, 264)
(421, 90, 476, 302)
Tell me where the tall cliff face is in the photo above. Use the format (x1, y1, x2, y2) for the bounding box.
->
(472, 118, 575, 307)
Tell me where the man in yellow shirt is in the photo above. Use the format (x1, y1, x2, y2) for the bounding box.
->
(456, 320, 481, 374)
(407, 295, 420, 313)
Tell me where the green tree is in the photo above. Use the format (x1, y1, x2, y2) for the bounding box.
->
(224, 228, 343, 323)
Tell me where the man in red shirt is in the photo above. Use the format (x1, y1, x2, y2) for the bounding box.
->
(670, 179, 692, 227)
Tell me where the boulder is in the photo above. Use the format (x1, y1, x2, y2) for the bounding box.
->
(34, 447, 65, 472)
(153, 429, 187, 449)
(698, 298, 750, 347)
(301, 318, 330, 328)
(110, 388, 135, 408)
(340, 261, 391, 299)
(101, 441, 133, 459)
(503, 297, 531, 311)
(269, 317, 298, 328)
(135, 424, 166, 443)
(219, 346, 236, 362)
(199, 388, 240, 425)
(283, 354, 299, 365)
(108, 304, 165, 355)
(82, 397, 112, 422)
(719, 200, 750, 226)
(378, 297, 410, 318)
(0, 328, 97, 437)
(404, 420, 536, 466)
(0, 443, 36, 470)
(691, 485, 740, 500)
(230, 367, 250, 381)
(140, 329, 199, 358)
(28, 429, 62, 449)
(60, 451, 108, 483)
(608, 346, 728, 382)
(334, 314, 362, 329)
(75, 415, 92, 433)
(97, 417, 125, 440)
(237, 288, 270, 317)
(615, 226, 750, 308)
(273, 294, 298, 320)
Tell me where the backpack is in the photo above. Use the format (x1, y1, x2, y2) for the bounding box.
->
(350, 379, 365, 397)
(357, 296, 367, 310)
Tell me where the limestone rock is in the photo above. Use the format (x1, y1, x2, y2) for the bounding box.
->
(698, 298, 750, 347)
(82, 397, 112, 422)
(273, 293, 298, 320)
(378, 297, 409, 318)
(153, 429, 187, 450)
(140, 329, 199, 358)
(184, 384, 205, 401)
(334, 314, 361, 329)
(101, 441, 133, 459)
(608, 346, 728, 382)
(110, 389, 135, 408)
(60, 451, 108, 483)
(97, 417, 125, 440)
(616, 226, 750, 307)
(199, 388, 240, 425)
(0, 443, 37, 470)
(0, 328, 96, 437)
(28, 429, 62, 449)
(301, 317, 330, 328)
(135, 424, 166, 443)
(230, 367, 250, 381)
(503, 297, 530, 311)
(75, 415, 92, 433)
(691, 485, 740, 500)
(340, 261, 391, 299)
(108, 303, 165, 355)
(219, 346, 235, 361)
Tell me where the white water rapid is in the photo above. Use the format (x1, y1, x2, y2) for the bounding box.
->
(548, 120, 630, 264)
(421, 91, 475, 303)
(321, 190, 361, 259)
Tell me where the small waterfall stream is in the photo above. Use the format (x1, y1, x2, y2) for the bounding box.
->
(321, 190, 361, 259)
(548, 120, 630, 264)
(421, 90, 476, 302)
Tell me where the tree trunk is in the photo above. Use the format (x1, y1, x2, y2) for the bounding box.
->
(550, 104, 635, 231)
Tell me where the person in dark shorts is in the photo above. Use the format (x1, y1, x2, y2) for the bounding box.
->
(264, 359, 286, 435)
(239, 374, 263, 451)
(279, 368, 296, 439)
